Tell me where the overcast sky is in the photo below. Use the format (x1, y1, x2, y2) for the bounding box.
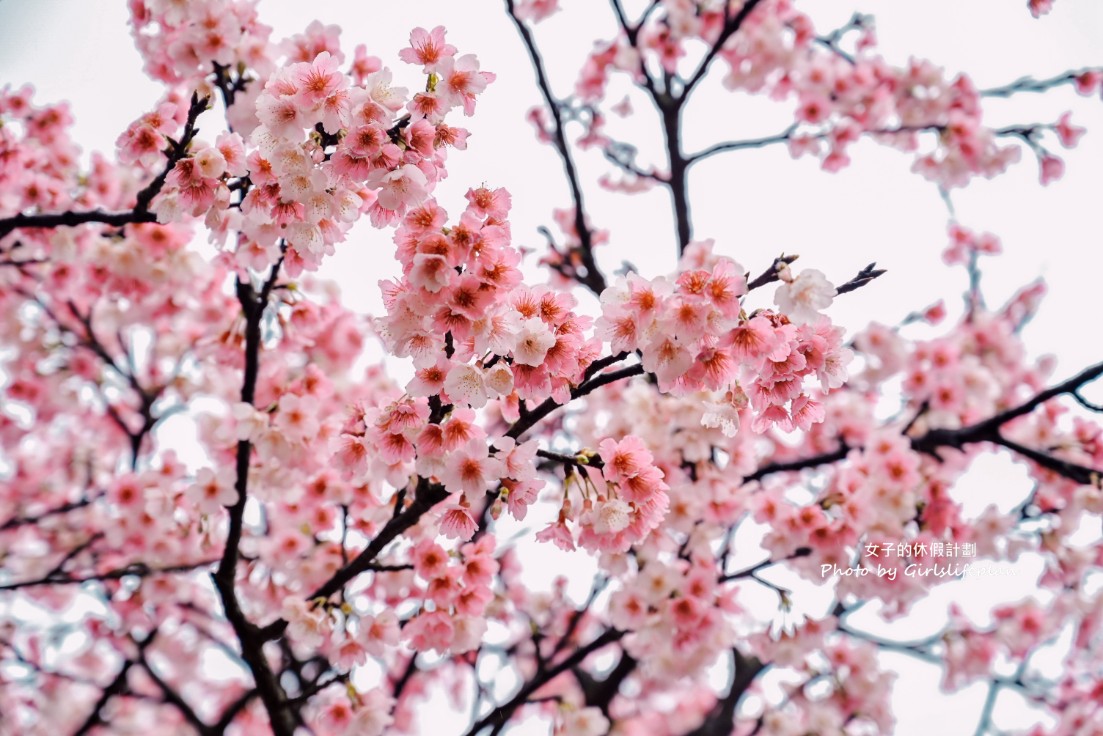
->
(1, 1, 1101, 733)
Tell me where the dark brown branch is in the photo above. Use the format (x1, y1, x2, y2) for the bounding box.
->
(1072, 390, 1103, 413)
(506, 363, 645, 440)
(0, 559, 217, 591)
(682, 0, 767, 97)
(140, 655, 213, 735)
(574, 652, 636, 716)
(72, 633, 157, 735)
(682, 649, 766, 736)
(0, 93, 206, 240)
(305, 478, 450, 604)
(0, 497, 93, 531)
(743, 444, 850, 483)
(0, 209, 156, 238)
(744, 361, 1103, 487)
(536, 448, 602, 470)
(504, 0, 606, 295)
(688, 125, 797, 164)
(211, 250, 299, 736)
(835, 262, 886, 295)
(602, 140, 667, 182)
(464, 628, 625, 736)
(211, 689, 257, 734)
(911, 360, 1103, 473)
(72, 661, 136, 735)
(392, 654, 420, 701)
(719, 548, 812, 582)
(134, 92, 208, 214)
(745, 254, 799, 292)
(659, 98, 693, 253)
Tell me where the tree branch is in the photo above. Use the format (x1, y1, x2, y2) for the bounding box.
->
(305, 477, 450, 604)
(506, 363, 645, 440)
(464, 628, 625, 735)
(140, 654, 213, 735)
(210, 251, 299, 736)
(835, 262, 887, 295)
(505, 0, 606, 295)
(0, 93, 206, 240)
(688, 125, 798, 164)
(743, 444, 850, 483)
(682, 0, 767, 97)
(745, 254, 799, 292)
(980, 67, 1103, 98)
(72, 633, 157, 735)
(682, 648, 766, 736)
(911, 360, 1103, 486)
(744, 361, 1103, 487)
(0, 559, 216, 592)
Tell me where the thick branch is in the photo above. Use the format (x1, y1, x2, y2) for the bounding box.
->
(682, 649, 766, 736)
(0, 209, 155, 238)
(575, 652, 636, 715)
(210, 253, 299, 736)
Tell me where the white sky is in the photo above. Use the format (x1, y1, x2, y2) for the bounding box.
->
(1, 1, 1101, 734)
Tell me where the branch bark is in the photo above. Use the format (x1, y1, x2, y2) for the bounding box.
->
(504, 0, 606, 295)
(464, 628, 625, 735)
(0, 93, 206, 240)
(210, 253, 300, 736)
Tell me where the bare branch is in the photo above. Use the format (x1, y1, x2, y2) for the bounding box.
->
(835, 262, 887, 295)
(464, 628, 625, 736)
(210, 247, 300, 736)
(688, 125, 797, 164)
(504, 0, 606, 295)
(980, 67, 1103, 98)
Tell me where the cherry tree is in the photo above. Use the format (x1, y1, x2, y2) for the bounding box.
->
(1, 1, 1101, 734)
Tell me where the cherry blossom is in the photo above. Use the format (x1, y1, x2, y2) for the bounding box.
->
(0, 2, 1100, 735)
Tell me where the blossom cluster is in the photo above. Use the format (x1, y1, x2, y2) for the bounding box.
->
(599, 242, 850, 436)
(2, 1, 1102, 734)
(556, 1, 1100, 191)
(128, 10, 494, 275)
